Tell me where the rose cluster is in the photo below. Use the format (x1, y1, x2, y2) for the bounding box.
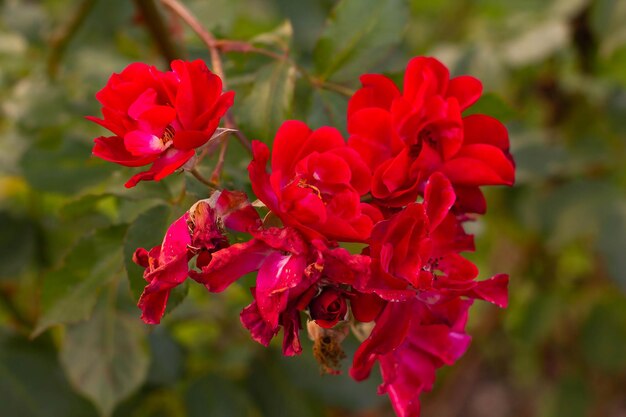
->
(90, 57, 515, 417)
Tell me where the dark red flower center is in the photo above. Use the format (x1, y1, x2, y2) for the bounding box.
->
(419, 128, 437, 147)
(327, 300, 341, 313)
(409, 127, 439, 157)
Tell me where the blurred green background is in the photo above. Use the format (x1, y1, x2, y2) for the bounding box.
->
(1, 0, 625, 416)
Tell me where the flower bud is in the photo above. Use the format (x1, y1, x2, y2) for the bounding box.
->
(309, 287, 348, 328)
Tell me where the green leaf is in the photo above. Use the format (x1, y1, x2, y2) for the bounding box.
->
(123, 205, 173, 300)
(146, 327, 185, 386)
(313, 0, 408, 83)
(277, 338, 384, 410)
(33, 224, 128, 337)
(582, 300, 626, 372)
(0, 331, 97, 417)
(463, 93, 516, 122)
(307, 89, 348, 134)
(60, 303, 149, 417)
(597, 201, 626, 291)
(274, 0, 330, 52)
(246, 350, 324, 417)
(60, 193, 117, 221)
(21, 137, 115, 195)
(240, 59, 297, 139)
(186, 374, 255, 417)
(591, 0, 626, 55)
(0, 210, 38, 281)
(543, 377, 590, 417)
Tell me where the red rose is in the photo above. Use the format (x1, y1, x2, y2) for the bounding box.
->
(309, 287, 348, 328)
(88, 60, 234, 187)
(357, 173, 508, 309)
(248, 120, 379, 243)
(347, 56, 514, 210)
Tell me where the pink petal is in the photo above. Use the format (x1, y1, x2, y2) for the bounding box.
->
(137, 214, 191, 324)
(124, 130, 167, 156)
(212, 189, 262, 232)
(281, 309, 303, 356)
(255, 251, 306, 327)
(93, 136, 158, 167)
(240, 299, 279, 346)
(189, 239, 270, 292)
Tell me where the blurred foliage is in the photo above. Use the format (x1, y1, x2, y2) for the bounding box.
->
(0, 0, 625, 416)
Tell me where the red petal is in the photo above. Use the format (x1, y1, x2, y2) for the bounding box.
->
(453, 186, 486, 214)
(172, 59, 223, 130)
(350, 291, 385, 322)
(467, 273, 509, 308)
(128, 88, 159, 120)
(172, 129, 211, 150)
(403, 57, 449, 103)
(248, 140, 281, 211)
(463, 114, 510, 150)
(441, 144, 515, 186)
(347, 107, 403, 171)
(447, 76, 482, 110)
(348, 73, 400, 116)
(124, 148, 194, 188)
(271, 121, 312, 176)
(296, 125, 345, 163)
(424, 172, 455, 230)
(350, 300, 414, 381)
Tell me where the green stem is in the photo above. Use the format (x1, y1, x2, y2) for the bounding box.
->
(190, 168, 217, 189)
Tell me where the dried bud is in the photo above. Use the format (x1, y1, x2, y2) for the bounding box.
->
(307, 320, 348, 375)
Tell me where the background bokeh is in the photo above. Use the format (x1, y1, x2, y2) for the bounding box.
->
(1, 0, 625, 416)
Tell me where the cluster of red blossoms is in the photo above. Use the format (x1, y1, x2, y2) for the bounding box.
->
(90, 57, 515, 417)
